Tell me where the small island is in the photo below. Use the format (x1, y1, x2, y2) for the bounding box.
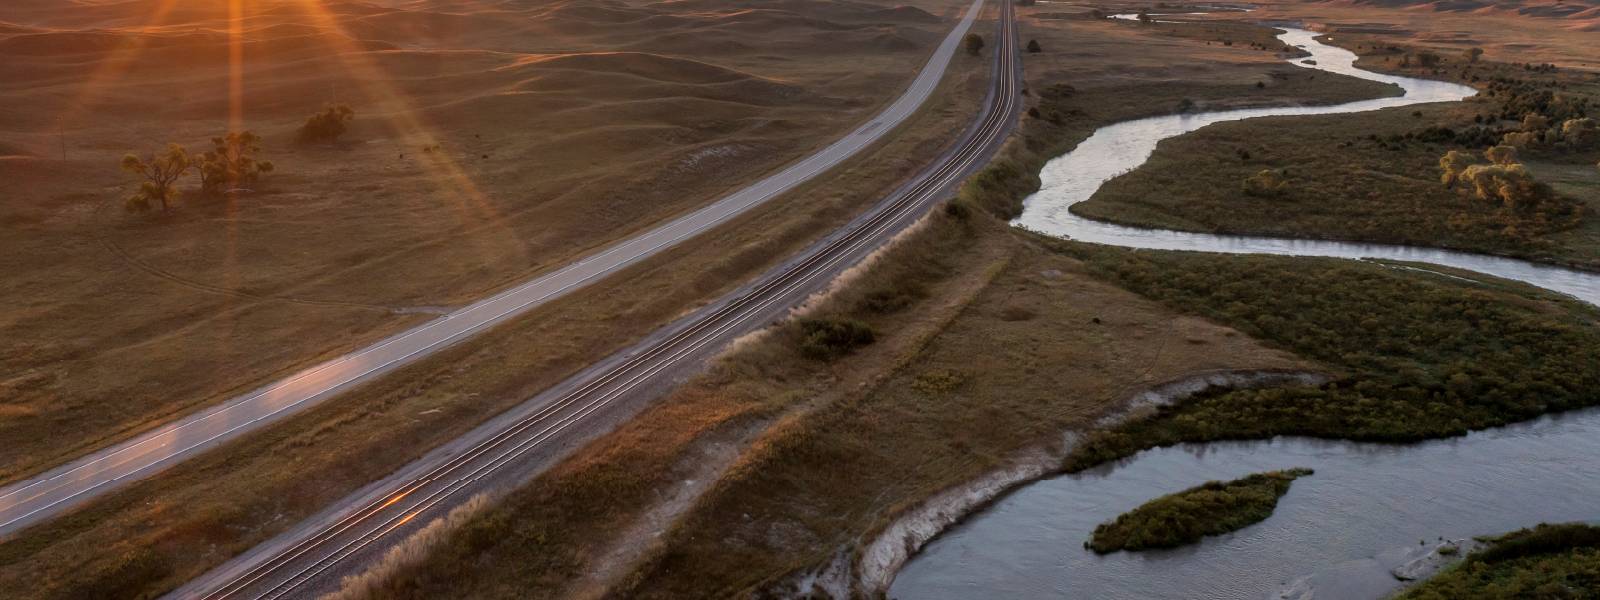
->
(1087, 468, 1313, 553)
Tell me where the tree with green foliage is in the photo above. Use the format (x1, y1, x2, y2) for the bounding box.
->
(296, 104, 355, 145)
(121, 143, 192, 212)
(197, 131, 274, 196)
(963, 33, 984, 56)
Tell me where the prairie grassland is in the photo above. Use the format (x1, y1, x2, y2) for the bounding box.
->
(0, 0, 963, 482)
(0, 14, 997, 599)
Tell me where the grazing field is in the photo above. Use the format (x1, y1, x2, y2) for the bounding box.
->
(1073, 41, 1600, 270)
(1087, 468, 1313, 554)
(0, 0, 961, 482)
(1399, 523, 1600, 599)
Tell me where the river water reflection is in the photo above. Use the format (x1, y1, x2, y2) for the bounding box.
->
(889, 25, 1600, 600)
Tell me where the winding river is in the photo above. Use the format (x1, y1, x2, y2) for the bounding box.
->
(1013, 28, 1600, 307)
(889, 25, 1600, 600)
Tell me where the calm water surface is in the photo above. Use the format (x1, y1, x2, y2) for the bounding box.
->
(889, 409, 1600, 599)
(890, 26, 1600, 600)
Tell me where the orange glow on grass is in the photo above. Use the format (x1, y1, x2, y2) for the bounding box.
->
(286, 0, 524, 262)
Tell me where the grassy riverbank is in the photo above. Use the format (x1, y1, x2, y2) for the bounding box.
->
(1071, 49, 1600, 271)
(1400, 523, 1600, 599)
(1058, 242, 1600, 471)
(1088, 468, 1312, 553)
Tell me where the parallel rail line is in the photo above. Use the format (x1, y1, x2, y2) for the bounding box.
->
(182, 3, 1018, 597)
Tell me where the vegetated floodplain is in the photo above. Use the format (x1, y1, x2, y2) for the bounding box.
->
(1087, 468, 1313, 554)
(1056, 241, 1600, 471)
(1073, 44, 1600, 271)
(1399, 522, 1600, 599)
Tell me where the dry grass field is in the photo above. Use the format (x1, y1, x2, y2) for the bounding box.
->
(1251, 0, 1600, 70)
(0, 5, 997, 596)
(0, 0, 965, 481)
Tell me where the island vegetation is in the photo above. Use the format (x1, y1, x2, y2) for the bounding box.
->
(1087, 468, 1313, 553)
(1399, 523, 1600, 599)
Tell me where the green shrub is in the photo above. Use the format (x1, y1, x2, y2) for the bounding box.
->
(1399, 523, 1600, 599)
(1087, 468, 1312, 553)
(794, 317, 875, 360)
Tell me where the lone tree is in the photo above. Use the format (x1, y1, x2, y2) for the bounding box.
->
(1027, 39, 1043, 53)
(296, 104, 355, 145)
(121, 144, 192, 212)
(1466, 47, 1484, 63)
(963, 33, 984, 56)
(198, 131, 274, 196)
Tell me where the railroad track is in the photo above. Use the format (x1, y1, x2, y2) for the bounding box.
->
(175, 2, 1018, 597)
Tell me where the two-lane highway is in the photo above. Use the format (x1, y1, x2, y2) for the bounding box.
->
(172, 1, 1021, 597)
(0, 0, 993, 538)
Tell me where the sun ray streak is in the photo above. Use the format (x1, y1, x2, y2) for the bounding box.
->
(288, 0, 526, 266)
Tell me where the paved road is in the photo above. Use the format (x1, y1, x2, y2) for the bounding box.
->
(0, 0, 993, 538)
(171, 2, 1019, 598)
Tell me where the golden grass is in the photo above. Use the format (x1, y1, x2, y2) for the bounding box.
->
(0, 23, 995, 599)
(0, 0, 962, 482)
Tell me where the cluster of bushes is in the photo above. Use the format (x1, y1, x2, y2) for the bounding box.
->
(1500, 114, 1599, 153)
(1087, 469, 1313, 553)
(118, 104, 355, 214)
(793, 317, 875, 361)
(1056, 245, 1600, 471)
(1437, 145, 1582, 224)
(120, 132, 274, 212)
(1399, 523, 1600, 599)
